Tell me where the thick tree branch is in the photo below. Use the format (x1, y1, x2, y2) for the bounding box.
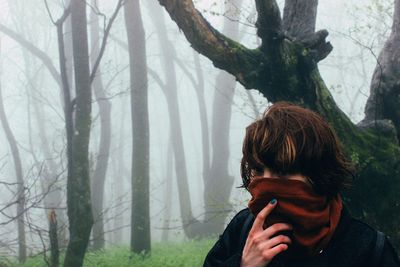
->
(0, 24, 62, 87)
(255, 0, 283, 51)
(282, 0, 318, 40)
(301, 29, 333, 62)
(281, 0, 332, 62)
(157, 0, 264, 88)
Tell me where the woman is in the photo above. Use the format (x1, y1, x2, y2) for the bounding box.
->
(203, 102, 400, 267)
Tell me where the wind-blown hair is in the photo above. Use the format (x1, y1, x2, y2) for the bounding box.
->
(240, 102, 354, 197)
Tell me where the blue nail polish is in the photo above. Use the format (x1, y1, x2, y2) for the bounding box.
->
(270, 198, 277, 204)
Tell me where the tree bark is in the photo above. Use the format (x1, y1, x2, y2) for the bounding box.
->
(124, 0, 151, 254)
(157, 0, 400, 248)
(282, 0, 318, 39)
(89, 0, 112, 250)
(361, 0, 400, 141)
(64, 0, 94, 266)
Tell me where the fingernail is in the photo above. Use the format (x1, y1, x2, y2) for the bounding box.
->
(270, 198, 277, 205)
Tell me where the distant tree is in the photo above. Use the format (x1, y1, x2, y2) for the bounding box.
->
(124, 0, 151, 254)
(0, 44, 27, 263)
(205, 0, 243, 235)
(110, 96, 129, 245)
(157, 0, 400, 248)
(148, 0, 196, 238)
(149, 0, 243, 237)
(89, 0, 113, 250)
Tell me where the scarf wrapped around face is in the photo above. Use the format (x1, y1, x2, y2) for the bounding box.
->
(247, 177, 342, 260)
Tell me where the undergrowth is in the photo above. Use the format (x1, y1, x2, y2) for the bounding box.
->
(11, 238, 216, 267)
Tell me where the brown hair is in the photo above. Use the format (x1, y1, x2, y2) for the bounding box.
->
(240, 102, 353, 197)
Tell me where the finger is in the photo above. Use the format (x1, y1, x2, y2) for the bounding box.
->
(262, 244, 288, 260)
(251, 198, 277, 233)
(251, 232, 291, 252)
(265, 234, 292, 249)
(262, 223, 293, 239)
(252, 223, 292, 243)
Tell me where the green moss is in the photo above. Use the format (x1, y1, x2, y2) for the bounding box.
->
(281, 40, 301, 67)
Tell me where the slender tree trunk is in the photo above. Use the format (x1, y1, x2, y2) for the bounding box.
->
(89, 0, 112, 250)
(192, 52, 210, 189)
(124, 0, 151, 253)
(64, 0, 94, 265)
(112, 97, 128, 244)
(0, 59, 27, 263)
(49, 210, 60, 267)
(161, 140, 173, 242)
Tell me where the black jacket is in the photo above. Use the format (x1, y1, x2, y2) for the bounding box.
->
(203, 206, 400, 267)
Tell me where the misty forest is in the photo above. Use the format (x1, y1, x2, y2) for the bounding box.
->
(0, 0, 399, 266)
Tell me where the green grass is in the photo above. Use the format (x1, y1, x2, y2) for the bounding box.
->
(17, 238, 216, 267)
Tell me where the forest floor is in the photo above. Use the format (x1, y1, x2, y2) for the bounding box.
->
(1, 238, 216, 267)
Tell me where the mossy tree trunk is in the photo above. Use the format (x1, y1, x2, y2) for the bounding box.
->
(157, 0, 400, 248)
(64, 0, 94, 265)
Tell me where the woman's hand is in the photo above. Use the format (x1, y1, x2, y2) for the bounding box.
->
(240, 199, 292, 267)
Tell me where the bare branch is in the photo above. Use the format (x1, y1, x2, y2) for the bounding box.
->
(0, 24, 62, 87)
(89, 0, 124, 84)
(44, 0, 57, 24)
(147, 68, 166, 94)
(55, 5, 71, 26)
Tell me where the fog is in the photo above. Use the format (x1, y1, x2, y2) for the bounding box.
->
(0, 0, 393, 261)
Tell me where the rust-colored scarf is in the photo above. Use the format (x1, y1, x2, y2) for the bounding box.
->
(247, 177, 342, 260)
